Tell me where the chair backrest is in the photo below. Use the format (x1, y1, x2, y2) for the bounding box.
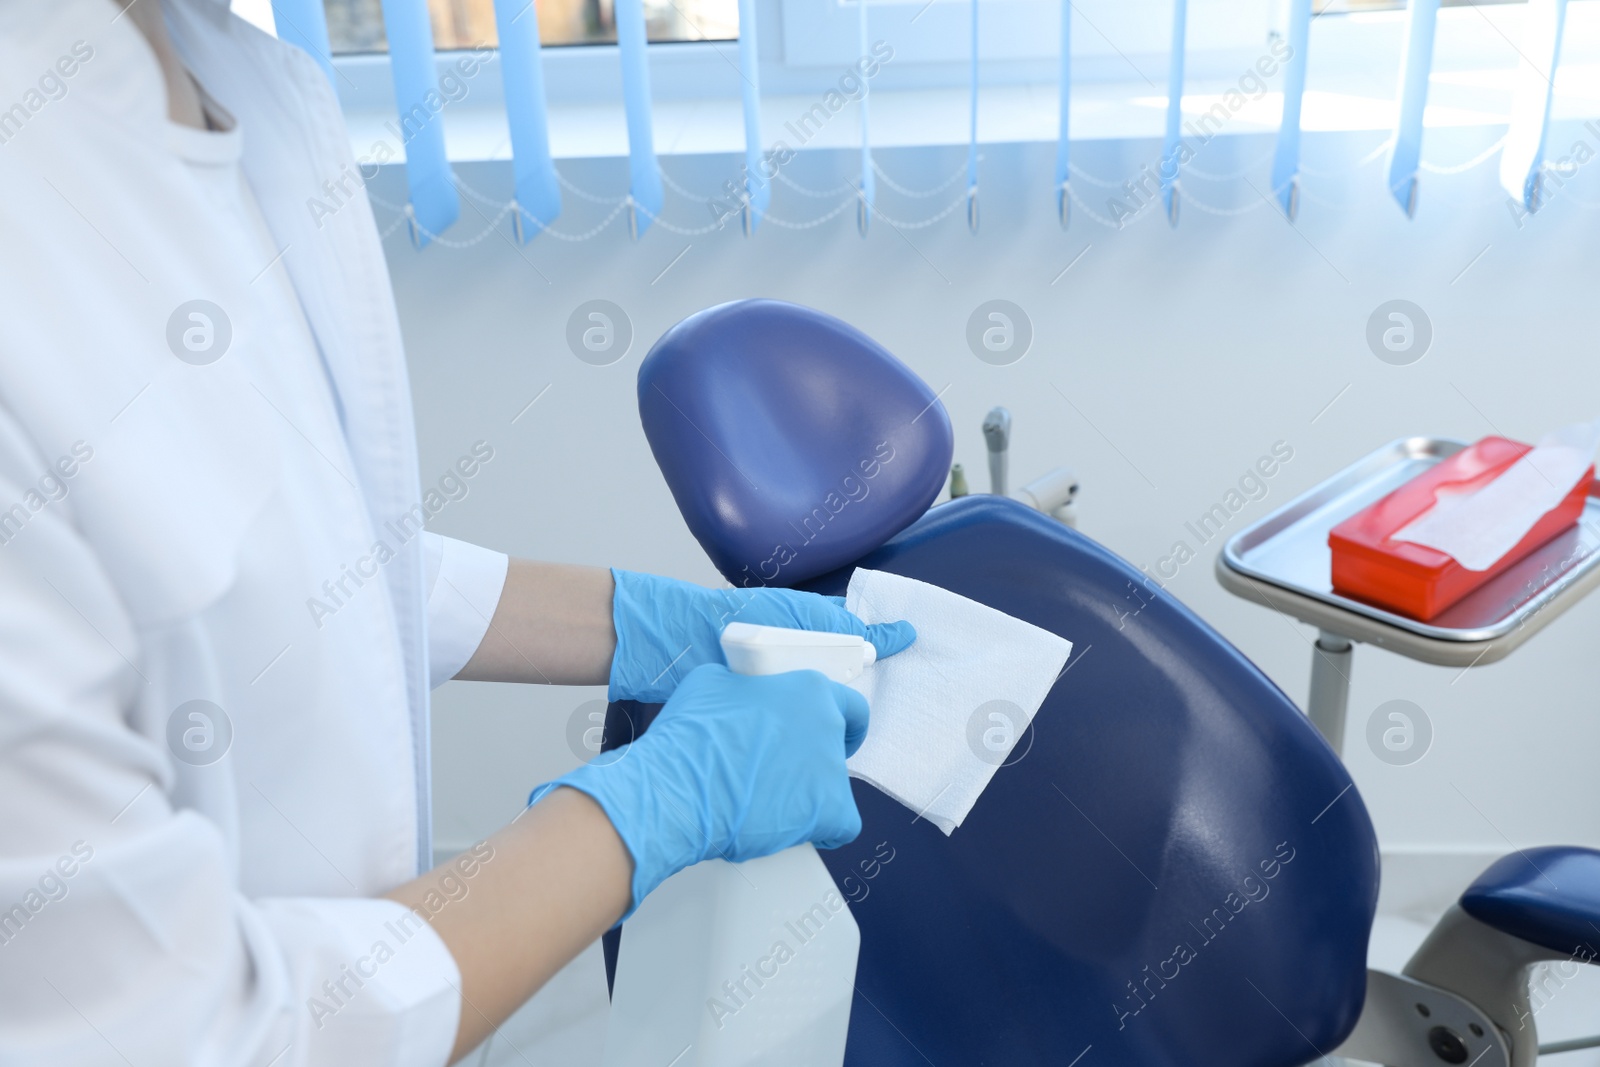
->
(633, 301, 1381, 1067)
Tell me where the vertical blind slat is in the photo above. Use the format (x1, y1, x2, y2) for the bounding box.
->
(379, 0, 460, 245)
(1270, 0, 1313, 220)
(1161, 0, 1188, 227)
(1055, 1, 1071, 227)
(1388, 0, 1441, 218)
(857, 0, 875, 236)
(616, 0, 664, 239)
(1500, 0, 1569, 212)
(493, 0, 563, 239)
(737, 0, 770, 232)
(967, 0, 980, 231)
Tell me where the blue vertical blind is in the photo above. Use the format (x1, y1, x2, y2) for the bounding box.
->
(857, 0, 875, 237)
(271, 1, 1573, 246)
(1161, 0, 1188, 226)
(615, 0, 665, 239)
(966, 0, 980, 232)
(379, 0, 460, 246)
(1387, 0, 1441, 218)
(1500, 0, 1569, 212)
(1055, 0, 1071, 228)
(736, 0, 770, 233)
(1269, 0, 1313, 220)
(492, 0, 562, 241)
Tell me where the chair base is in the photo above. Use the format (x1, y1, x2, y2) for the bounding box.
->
(1335, 904, 1583, 1067)
(1333, 966, 1509, 1067)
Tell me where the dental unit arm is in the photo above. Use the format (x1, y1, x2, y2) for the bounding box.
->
(1013, 465, 1079, 527)
(982, 406, 1011, 496)
(973, 407, 1079, 526)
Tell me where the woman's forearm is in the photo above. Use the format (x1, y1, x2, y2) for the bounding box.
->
(427, 563, 627, 1058)
(385, 788, 632, 1063)
(455, 560, 616, 685)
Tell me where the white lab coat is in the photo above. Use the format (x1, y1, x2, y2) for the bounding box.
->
(0, 1, 509, 1064)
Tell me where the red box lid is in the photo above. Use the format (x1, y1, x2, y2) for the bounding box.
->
(1329, 436, 1592, 620)
(1330, 437, 1531, 579)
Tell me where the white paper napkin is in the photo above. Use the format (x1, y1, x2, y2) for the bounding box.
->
(844, 568, 1073, 835)
(1393, 419, 1600, 571)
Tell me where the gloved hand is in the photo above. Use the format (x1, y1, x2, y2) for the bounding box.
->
(533, 663, 868, 915)
(608, 568, 916, 704)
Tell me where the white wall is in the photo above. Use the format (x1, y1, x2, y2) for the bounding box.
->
(382, 123, 1600, 882)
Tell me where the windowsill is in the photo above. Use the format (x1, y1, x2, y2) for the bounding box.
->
(336, 3, 1600, 165)
(342, 77, 1600, 166)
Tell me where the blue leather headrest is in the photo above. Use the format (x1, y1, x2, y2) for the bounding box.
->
(638, 300, 954, 587)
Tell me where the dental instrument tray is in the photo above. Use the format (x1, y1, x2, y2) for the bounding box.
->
(1218, 437, 1600, 666)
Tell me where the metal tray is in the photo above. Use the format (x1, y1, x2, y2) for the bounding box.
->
(1220, 436, 1600, 646)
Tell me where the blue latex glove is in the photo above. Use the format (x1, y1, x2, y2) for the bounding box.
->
(533, 663, 869, 914)
(608, 568, 917, 703)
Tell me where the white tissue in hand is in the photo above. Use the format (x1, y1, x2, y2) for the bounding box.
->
(844, 568, 1073, 835)
(1393, 419, 1600, 571)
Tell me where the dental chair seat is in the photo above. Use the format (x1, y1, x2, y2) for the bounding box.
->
(616, 300, 1382, 1067)
(1461, 847, 1600, 957)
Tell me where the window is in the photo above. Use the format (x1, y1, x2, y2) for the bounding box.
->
(1322, 0, 1524, 8)
(322, 0, 738, 53)
(781, 0, 1279, 68)
(780, 0, 1529, 69)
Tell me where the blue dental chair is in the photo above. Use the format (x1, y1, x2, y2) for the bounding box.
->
(604, 299, 1600, 1067)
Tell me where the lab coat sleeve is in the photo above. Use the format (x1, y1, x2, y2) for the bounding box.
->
(422, 532, 510, 687)
(0, 440, 462, 1067)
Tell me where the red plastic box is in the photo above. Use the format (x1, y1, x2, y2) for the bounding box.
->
(1328, 436, 1592, 621)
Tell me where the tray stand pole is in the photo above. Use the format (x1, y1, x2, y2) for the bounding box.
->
(1308, 630, 1354, 752)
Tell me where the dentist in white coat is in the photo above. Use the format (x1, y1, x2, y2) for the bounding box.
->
(0, 1, 918, 1064)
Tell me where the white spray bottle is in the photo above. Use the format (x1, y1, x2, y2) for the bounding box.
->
(601, 622, 871, 1067)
